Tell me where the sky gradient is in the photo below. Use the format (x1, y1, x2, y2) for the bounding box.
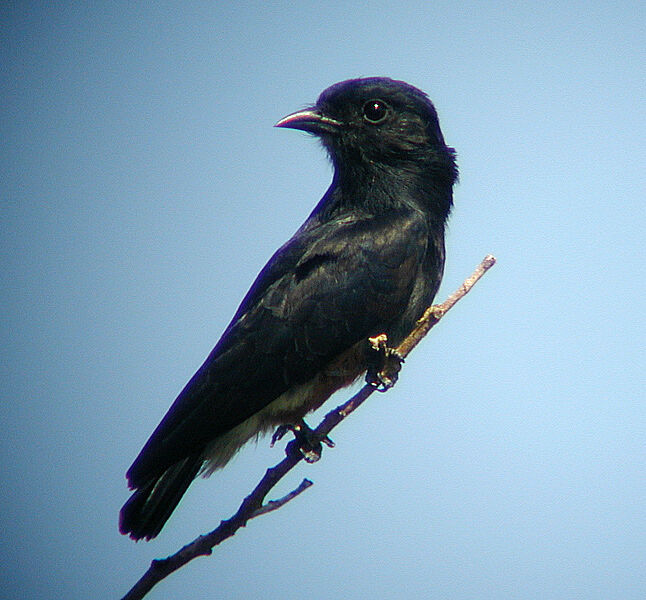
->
(2, 2, 645, 599)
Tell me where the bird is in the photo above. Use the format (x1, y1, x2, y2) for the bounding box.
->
(120, 77, 458, 540)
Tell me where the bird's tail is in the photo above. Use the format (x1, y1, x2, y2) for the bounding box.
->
(119, 456, 202, 540)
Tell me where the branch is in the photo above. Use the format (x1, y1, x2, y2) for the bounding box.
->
(120, 254, 496, 600)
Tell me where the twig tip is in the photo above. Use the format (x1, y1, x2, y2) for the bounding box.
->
(483, 254, 496, 268)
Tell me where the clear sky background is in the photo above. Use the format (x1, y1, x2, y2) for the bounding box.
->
(2, 2, 644, 599)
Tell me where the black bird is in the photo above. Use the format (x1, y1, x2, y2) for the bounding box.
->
(120, 77, 458, 540)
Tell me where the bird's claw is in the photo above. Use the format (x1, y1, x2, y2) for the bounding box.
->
(366, 334, 404, 391)
(271, 421, 334, 463)
(270, 424, 294, 447)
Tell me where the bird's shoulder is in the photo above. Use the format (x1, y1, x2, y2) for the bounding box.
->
(222, 206, 429, 339)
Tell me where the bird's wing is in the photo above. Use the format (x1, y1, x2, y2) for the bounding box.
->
(127, 208, 428, 486)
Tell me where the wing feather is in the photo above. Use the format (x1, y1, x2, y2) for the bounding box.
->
(127, 208, 428, 486)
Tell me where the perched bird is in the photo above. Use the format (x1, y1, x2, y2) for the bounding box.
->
(120, 77, 458, 540)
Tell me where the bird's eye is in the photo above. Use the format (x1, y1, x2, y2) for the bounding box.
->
(362, 99, 390, 124)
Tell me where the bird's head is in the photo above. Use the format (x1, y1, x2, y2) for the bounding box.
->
(276, 77, 457, 185)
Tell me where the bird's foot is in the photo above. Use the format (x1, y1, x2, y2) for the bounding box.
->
(270, 420, 334, 463)
(366, 334, 404, 391)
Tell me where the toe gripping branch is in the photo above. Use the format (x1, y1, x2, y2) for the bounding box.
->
(270, 333, 404, 462)
(271, 420, 335, 463)
(365, 334, 404, 392)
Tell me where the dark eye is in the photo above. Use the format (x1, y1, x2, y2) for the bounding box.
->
(362, 99, 390, 124)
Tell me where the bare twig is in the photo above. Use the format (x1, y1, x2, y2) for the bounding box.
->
(250, 478, 313, 518)
(120, 255, 496, 600)
(396, 253, 496, 358)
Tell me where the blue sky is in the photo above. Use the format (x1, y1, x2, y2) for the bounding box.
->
(1, 2, 644, 599)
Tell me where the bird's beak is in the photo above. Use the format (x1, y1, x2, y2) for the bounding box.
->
(275, 109, 341, 134)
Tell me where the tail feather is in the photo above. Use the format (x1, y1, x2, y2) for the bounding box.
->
(119, 456, 202, 540)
